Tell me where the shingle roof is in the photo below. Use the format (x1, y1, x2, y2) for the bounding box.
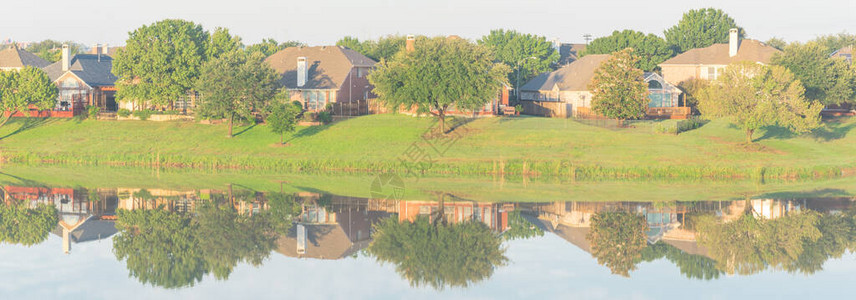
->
(0, 46, 51, 69)
(659, 39, 780, 66)
(275, 224, 369, 260)
(557, 43, 586, 66)
(265, 46, 377, 90)
(43, 54, 118, 87)
(520, 54, 610, 92)
(51, 220, 118, 244)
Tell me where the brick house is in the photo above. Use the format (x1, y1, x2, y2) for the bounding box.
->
(42, 44, 118, 115)
(265, 46, 377, 112)
(659, 28, 781, 85)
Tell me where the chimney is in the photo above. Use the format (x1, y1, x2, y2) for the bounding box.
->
(62, 227, 71, 254)
(297, 57, 307, 87)
(406, 35, 415, 53)
(61, 44, 70, 71)
(729, 28, 739, 57)
(95, 43, 102, 62)
(102, 44, 109, 56)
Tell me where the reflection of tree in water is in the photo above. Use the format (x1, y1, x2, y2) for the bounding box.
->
(503, 210, 544, 241)
(641, 242, 722, 280)
(786, 212, 855, 274)
(368, 194, 508, 290)
(0, 200, 58, 246)
(695, 211, 824, 275)
(113, 191, 300, 288)
(586, 211, 648, 277)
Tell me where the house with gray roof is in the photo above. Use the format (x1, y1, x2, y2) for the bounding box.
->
(42, 44, 118, 113)
(0, 45, 50, 71)
(265, 46, 377, 112)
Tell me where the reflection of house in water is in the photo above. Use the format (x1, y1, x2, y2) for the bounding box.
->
(3, 186, 119, 254)
(398, 200, 511, 232)
(277, 195, 393, 260)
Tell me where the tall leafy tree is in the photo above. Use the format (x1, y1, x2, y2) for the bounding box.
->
(772, 41, 856, 106)
(811, 33, 856, 54)
(586, 211, 648, 277)
(503, 210, 544, 241)
(23, 40, 84, 62)
(0, 67, 59, 127)
(195, 201, 278, 280)
(698, 62, 823, 143)
(588, 48, 649, 124)
(113, 19, 209, 108)
(664, 8, 745, 53)
(195, 51, 281, 137)
(207, 27, 243, 60)
(368, 216, 507, 290)
(245, 38, 304, 57)
(368, 37, 509, 133)
(581, 30, 674, 71)
(477, 29, 559, 91)
(0, 201, 58, 246)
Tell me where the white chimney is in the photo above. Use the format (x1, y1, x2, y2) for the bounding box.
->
(729, 28, 739, 57)
(297, 57, 307, 87)
(61, 44, 70, 71)
(95, 43, 102, 62)
(102, 44, 108, 56)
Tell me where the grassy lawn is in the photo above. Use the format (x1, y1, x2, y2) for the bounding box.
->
(0, 114, 853, 179)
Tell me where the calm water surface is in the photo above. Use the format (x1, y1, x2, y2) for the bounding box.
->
(0, 175, 854, 299)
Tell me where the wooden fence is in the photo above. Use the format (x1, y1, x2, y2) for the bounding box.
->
(519, 100, 571, 118)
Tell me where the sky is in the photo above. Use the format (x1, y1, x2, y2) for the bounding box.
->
(1, 0, 855, 48)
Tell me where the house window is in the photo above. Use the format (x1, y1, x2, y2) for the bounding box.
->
(708, 67, 717, 80)
(648, 80, 662, 89)
(357, 68, 364, 78)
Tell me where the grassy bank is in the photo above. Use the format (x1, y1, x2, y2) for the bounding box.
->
(0, 114, 854, 180)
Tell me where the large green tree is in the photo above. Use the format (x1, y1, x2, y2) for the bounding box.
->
(207, 27, 243, 60)
(0, 201, 58, 246)
(664, 8, 745, 53)
(477, 29, 559, 91)
(581, 30, 674, 71)
(811, 33, 856, 54)
(772, 41, 856, 106)
(698, 62, 823, 143)
(368, 216, 507, 290)
(368, 37, 509, 133)
(23, 40, 85, 62)
(0, 67, 59, 127)
(195, 50, 281, 137)
(586, 211, 648, 277)
(113, 19, 209, 108)
(588, 48, 649, 124)
(641, 242, 722, 280)
(195, 202, 278, 280)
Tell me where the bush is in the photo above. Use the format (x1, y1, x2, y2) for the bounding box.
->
(514, 104, 524, 114)
(132, 109, 154, 121)
(117, 109, 132, 118)
(653, 117, 705, 135)
(317, 111, 332, 124)
(86, 106, 100, 119)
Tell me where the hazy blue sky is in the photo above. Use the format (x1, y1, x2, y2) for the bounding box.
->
(1, 0, 854, 47)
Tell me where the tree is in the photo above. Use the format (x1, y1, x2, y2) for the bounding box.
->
(665, 8, 745, 53)
(113, 209, 206, 289)
(588, 48, 649, 124)
(266, 100, 302, 144)
(641, 242, 722, 280)
(368, 37, 509, 133)
(0, 67, 59, 127)
(765, 37, 788, 51)
(368, 216, 507, 290)
(23, 40, 84, 62)
(811, 33, 856, 54)
(195, 50, 281, 137)
(335, 35, 407, 62)
(245, 38, 304, 57)
(586, 212, 648, 277)
(0, 202, 58, 246)
(698, 62, 823, 143)
(503, 210, 544, 241)
(207, 27, 243, 60)
(677, 78, 709, 114)
(113, 19, 209, 108)
(772, 41, 856, 106)
(195, 201, 278, 280)
(581, 30, 674, 71)
(477, 29, 559, 91)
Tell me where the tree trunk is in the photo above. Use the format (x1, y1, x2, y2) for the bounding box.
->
(438, 110, 446, 134)
(0, 111, 16, 129)
(746, 129, 754, 143)
(280, 133, 284, 145)
(227, 113, 234, 138)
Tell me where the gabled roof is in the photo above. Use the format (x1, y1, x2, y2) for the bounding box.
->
(660, 39, 780, 66)
(51, 220, 118, 244)
(0, 45, 50, 69)
(275, 223, 368, 260)
(831, 46, 853, 65)
(520, 54, 611, 92)
(43, 54, 118, 87)
(265, 46, 377, 90)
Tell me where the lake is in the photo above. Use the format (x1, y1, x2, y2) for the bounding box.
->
(0, 166, 854, 299)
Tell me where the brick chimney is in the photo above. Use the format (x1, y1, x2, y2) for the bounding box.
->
(406, 35, 415, 53)
(61, 44, 70, 71)
(297, 57, 307, 87)
(729, 28, 739, 57)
